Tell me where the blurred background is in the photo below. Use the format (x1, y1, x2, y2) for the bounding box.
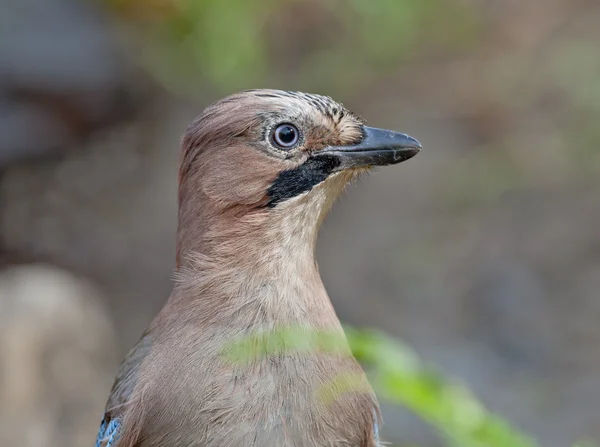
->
(1, 0, 600, 446)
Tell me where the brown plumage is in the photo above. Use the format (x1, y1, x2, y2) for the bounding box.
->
(97, 89, 421, 447)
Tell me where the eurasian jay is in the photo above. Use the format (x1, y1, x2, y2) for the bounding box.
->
(96, 89, 421, 447)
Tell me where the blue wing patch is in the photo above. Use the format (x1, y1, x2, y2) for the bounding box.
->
(95, 417, 121, 447)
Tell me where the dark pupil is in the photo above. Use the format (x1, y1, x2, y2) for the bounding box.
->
(277, 126, 296, 144)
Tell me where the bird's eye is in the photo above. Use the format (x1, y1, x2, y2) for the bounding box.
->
(272, 124, 299, 149)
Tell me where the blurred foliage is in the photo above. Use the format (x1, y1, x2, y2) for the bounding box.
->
(223, 325, 546, 447)
(347, 328, 539, 447)
(105, 0, 479, 95)
(221, 326, 351, 364)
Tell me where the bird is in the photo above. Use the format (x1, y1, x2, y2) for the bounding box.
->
(95, 89, 421, 447)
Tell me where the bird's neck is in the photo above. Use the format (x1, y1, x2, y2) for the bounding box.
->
(172, 188, 343, 331)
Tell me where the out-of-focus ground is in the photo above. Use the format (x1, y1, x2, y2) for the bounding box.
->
(1, 1, 600, 446)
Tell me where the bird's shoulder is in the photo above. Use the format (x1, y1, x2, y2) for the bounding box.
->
(96, 331, 153, 447)
(105, 331, 153, 412)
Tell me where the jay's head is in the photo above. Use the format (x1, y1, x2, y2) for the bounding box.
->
(177, 90, 420, 262)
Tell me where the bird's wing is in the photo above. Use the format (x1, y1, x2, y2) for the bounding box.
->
(95, 332, 153, 447)
(95, 418, 121, 447)
(106, 332, 153, 412)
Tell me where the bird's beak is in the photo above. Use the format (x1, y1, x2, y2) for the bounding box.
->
(316, 126, 421, 169)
